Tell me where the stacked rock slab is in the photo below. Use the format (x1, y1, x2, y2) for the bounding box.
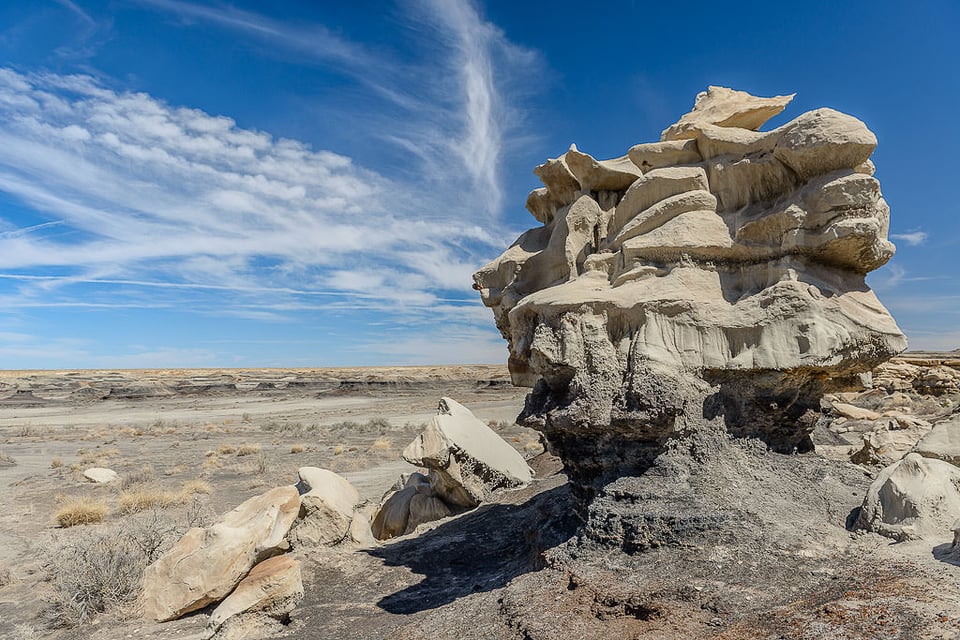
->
(474, 86, 906, 490)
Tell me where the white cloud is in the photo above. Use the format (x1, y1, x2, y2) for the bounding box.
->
(890, 230, 928, 246)
(0, 3, 546, 367)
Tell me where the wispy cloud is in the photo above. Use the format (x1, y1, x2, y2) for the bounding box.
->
(890, 230, 928, 246)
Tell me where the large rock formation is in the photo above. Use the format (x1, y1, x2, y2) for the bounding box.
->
(474, 86, 906, 491)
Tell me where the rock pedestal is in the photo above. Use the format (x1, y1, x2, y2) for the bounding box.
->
(475, 87, 906, 502)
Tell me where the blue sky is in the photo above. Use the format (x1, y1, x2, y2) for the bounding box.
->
(0, 0, 957, 369)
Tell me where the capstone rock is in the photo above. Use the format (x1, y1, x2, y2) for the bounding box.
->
(474, 87, 906, 495)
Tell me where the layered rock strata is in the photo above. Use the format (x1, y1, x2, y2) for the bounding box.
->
(474, 86, 906, 491)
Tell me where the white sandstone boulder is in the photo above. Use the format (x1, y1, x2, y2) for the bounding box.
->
(82, 467, 118, 484)
(856, 453, 960, 541)
(288, 467, 362, 547)
(142, 485, 301, 621)
(403, 397, 534, 508)
(913, 414, 960, 467)
(207, 555, 303, 633)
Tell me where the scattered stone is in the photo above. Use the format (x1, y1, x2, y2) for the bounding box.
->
(288, 467, 361, 547)
(850, 421, 931, 467)
(142, 485, 301, 622)
(371, 473, 453, 541)
(207, 555, 303, 634)
(856, 453, 960, 541)
(82, 467, 118, 484)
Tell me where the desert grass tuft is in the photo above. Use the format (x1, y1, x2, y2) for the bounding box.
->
(50, 457, 63, 469)
(181, 479, 212, 495)
(290, 444, 306, 454)
(217, 443, 236, 455)
(235, 443, 262, 457)
(116, 487, 184, 514)
(56, 496, 109, 527)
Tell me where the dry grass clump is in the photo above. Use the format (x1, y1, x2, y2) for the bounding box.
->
(117, 487, 183, 514)
(290, 444, 306, 454)
(235, 443, 262, 457)
(120, 465, 155, 489)
(217, 443, 236, 455)
(370, 437, 392, 451)
(55, 496, 109, 527)
(181, 479, 212, 495)
(523, 439, 543, 454)
(50, 457, 63, 469)
(334, 444, 345, 455)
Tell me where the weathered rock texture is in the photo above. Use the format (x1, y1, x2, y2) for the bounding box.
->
(856, 452, 960, 540)
(474, 87, 906, 490)
(142, 485, 300, 621)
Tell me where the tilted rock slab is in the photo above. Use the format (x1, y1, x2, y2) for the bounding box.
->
(402, 397, 534, 508)
(372, 399, 534, 540)
(474, 87, 905, 488)
(82, 467, 118, 484)
(207, 555, 303, 633)
(142, 485, 301, 622)
(856, 453, 960, 541)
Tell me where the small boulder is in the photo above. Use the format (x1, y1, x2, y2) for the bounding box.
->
(288, 467, 361, 547)
(82, 467, 118, 483)
(142, 485, 301, 622)
(913, 414, 960, 467)
(832, 402, 881, 422)
(371, 473, 453, 541)
(856, 453, 960, 541)
(207, 555, 303, 633)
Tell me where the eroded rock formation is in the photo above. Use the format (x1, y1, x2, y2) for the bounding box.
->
(475, 86, 906, 489)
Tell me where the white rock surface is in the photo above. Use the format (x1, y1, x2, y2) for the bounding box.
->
(207, 555, 303, 633)
(288, 467, 361, 547)
(660, 85, 794, 141)
(913, 414, 960, 467)
(142, 485, 301, 622)
(856, 453, 960, 541)
(82, 467, 118, 483)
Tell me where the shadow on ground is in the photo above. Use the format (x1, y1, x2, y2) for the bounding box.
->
(367, 482, 577, 614)
(932, 542, 960, 567)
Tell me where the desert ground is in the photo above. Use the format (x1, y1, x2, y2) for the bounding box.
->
(0, 358, 958, 640)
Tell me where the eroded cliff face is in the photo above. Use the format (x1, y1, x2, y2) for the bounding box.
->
(474, 86, 906, 487)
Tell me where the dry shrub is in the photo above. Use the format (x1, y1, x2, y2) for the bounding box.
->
(100, 448, 121, 458)
(524, 439, 543, 454)
(236, 443, 262, 457)
(217, 443, 236, 455)
(56, 497, 109, 527)
(334, 444, 345, 455)
(370, 437, 392, 451)
(42, 507, 201, 628)
(50, 457, 63, 469)
(164, 464, 187, 476)
(202, 456, 221, 474)
(204, 449, 217, 457)
(181, 479, 212, 496)
(120, 465, 154, 489)
(290, 444, 306, 454)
